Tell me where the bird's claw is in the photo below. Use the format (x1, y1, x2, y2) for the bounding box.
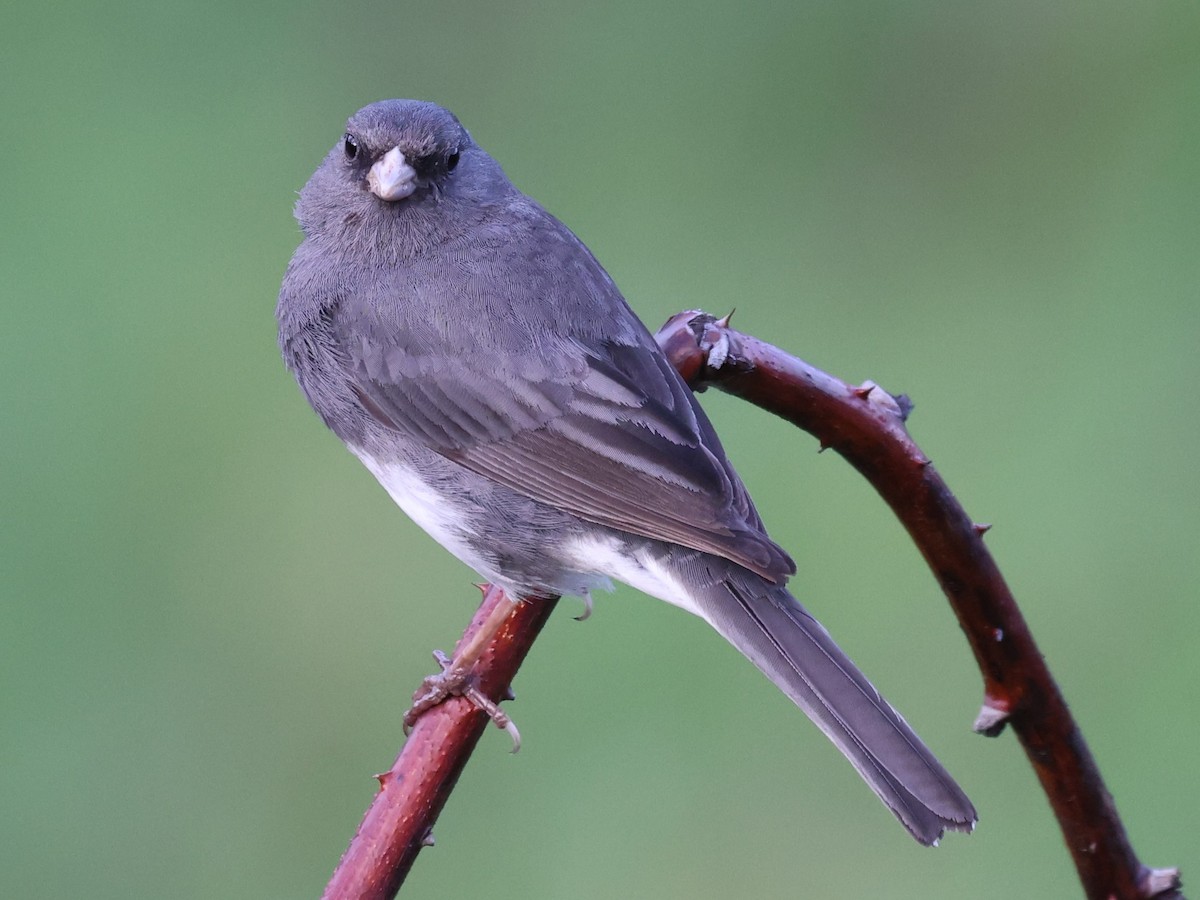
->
(573, 590, 594, 622)
(402, 649, 521, 752)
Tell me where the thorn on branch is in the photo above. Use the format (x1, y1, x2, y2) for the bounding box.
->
(850, 380, 913, 421)
(852, 383, 876, 400)
(974, 522, 993, 536)
(973, 694, 1013, 737)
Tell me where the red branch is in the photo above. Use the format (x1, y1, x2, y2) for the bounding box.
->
(322, 586, 557, 900)
(656, 310, 1182, 900)
(322, 311, 1182, 900)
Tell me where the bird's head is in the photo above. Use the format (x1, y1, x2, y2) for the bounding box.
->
(295, 99, 512, 248)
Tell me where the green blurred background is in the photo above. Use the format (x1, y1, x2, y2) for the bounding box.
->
(3, 2, 1196, 897)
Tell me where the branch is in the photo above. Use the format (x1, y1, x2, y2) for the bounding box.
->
(323, 310, 1182, 900)
(655, 310, 1182, 900)
(322, 586, 557, 900)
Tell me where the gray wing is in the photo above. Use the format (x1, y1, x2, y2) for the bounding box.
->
(343, 313, 794, 583)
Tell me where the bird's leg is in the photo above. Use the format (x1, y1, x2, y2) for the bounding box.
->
(403, 585, 523, 751)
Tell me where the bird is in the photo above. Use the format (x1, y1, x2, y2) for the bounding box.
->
(276, 98, 976, 845)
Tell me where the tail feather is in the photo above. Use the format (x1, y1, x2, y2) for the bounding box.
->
(674, 552, 976, 845)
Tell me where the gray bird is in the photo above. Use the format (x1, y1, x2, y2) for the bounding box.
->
(277, 99, 976, 845)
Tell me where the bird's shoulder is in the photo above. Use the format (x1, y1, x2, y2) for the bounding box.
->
(336, 195, 643, 367)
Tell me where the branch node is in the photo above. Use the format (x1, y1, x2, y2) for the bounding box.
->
(851, 381, 912, 421)
(1139, 865, 1183, 897)
(701, 322, 732, 369)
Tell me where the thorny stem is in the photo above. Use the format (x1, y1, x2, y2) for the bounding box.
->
(655, 310, 1182, 900)
(322, 311, 1181, 900)
(322, 586, 557, 900)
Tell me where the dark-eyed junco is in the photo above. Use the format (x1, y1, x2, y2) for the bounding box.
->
(277, 99, 975, 844)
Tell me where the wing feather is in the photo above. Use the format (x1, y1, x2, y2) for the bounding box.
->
(348, 328, 794, 582)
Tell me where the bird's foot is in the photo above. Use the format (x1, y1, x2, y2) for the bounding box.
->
(574, 590, 594, 622)
(403, 649, 522, 752)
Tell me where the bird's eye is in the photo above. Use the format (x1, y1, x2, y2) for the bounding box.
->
(343, 133, 360, 161)
(446, 151, 460, 172)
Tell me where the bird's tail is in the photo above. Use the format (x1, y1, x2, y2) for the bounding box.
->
(669, 550, 976, 845)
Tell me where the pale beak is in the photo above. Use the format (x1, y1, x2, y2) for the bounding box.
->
(367, 147, 418, 201)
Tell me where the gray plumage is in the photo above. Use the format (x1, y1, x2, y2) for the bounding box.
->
(277, 99, 975, 844)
